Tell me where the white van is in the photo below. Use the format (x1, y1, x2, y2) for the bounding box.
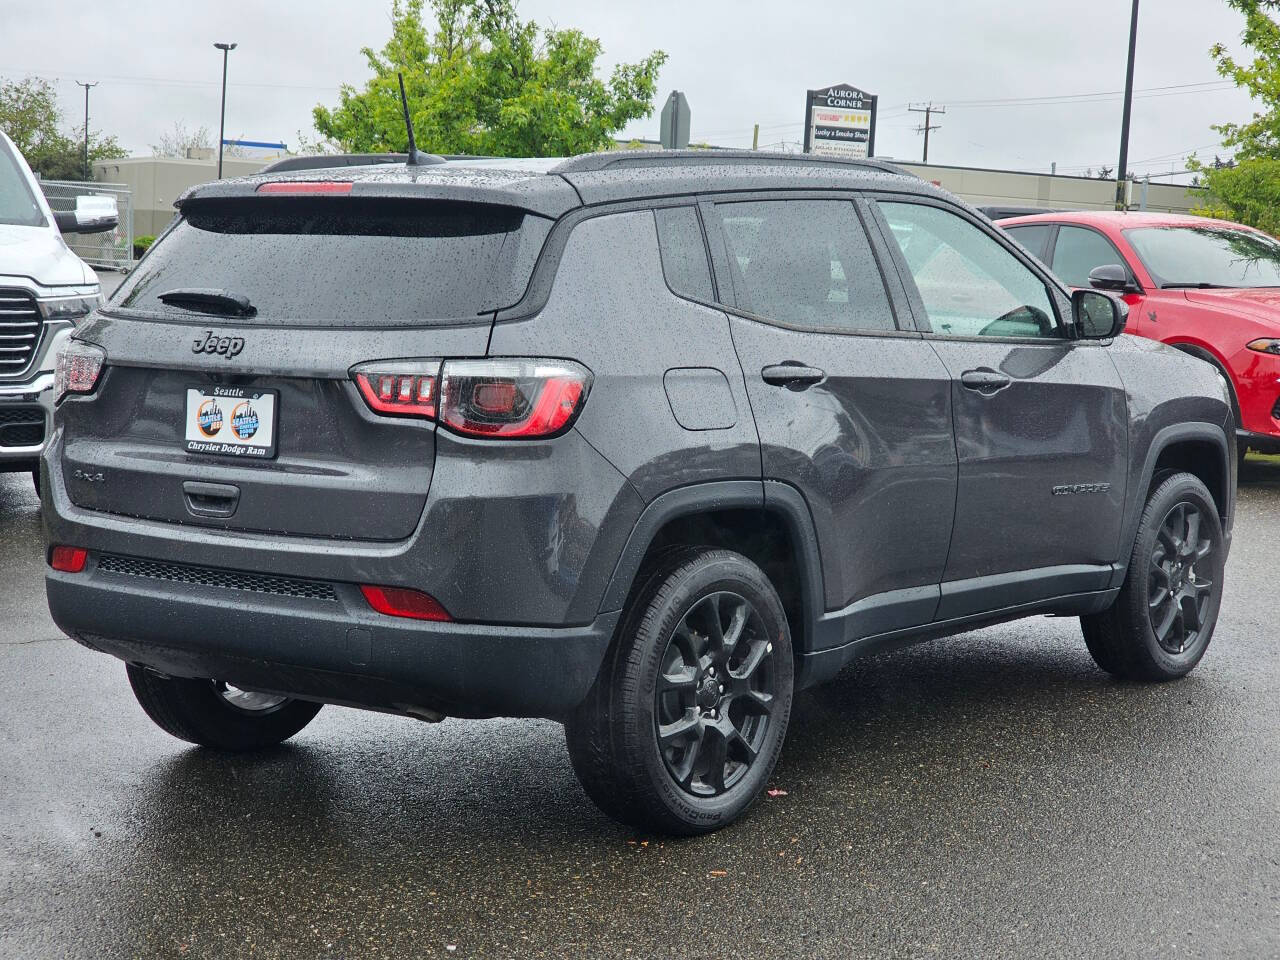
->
(0, 128, 115, 492)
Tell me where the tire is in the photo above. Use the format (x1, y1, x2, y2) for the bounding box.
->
(31, 468, 40, 498)
(565, 547, 794, 835)
(1080, 472, 1225, 681)
(126, 663, 322, 751)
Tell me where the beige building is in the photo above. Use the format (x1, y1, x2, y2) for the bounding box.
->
(897, 161, 1201, 215)
(95, 153, 1204, 244)
(92, 155, 271, 237)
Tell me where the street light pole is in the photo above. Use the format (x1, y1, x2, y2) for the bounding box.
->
(214, 42, 237, 178)
(1115, 0, 1140, 210)
(75, 81, 97, 181)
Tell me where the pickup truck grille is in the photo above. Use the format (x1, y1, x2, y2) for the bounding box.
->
(0, 289, 41, 379)
(0, 405, 45, 448)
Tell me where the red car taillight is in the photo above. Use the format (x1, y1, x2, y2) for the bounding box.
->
(353, 361, 440, 418)
(49, 545, 88, 573)
(54, 340, 105, 403)
(351, 358, 591, 439)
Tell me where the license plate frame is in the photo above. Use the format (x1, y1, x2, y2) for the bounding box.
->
(183, 386, 278, 460)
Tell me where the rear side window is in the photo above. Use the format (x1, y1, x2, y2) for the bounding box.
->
(713, 199, 896, 334)
(113, 198, 551, 324)
(1003, 224, 1053, 263)
(654, 206, 715, 302)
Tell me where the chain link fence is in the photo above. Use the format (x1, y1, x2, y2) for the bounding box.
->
(37, 180, 134, 272)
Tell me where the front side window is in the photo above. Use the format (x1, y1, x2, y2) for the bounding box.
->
(879, 201, 1060, 339)
(1052, 225, 1129, 288)
(1125, 225, 1280, 289)
(713, 199, 896, 333)
(0, 138, 46, 228)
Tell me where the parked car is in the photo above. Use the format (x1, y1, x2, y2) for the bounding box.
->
(43, 151, 1235, 834)
(999, 210, 1280, 463)
(0, 128, 114, 492)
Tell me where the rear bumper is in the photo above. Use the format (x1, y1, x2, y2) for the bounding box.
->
(46, 557, 617, 719)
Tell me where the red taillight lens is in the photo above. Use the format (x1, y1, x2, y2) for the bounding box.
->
(353, 361, 440, 418)
(351, 358, 592, 439)
(256, 181, 353, 195)
(49, 545, 88, 573)
(360, 585, 452, 622)
(439, 359, 591, 439)
(54, 340, 106, 403)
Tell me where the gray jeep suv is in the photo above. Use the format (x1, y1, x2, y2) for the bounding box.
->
(43, 151, 1236, 834)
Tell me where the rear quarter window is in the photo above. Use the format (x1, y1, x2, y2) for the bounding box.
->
(113, 198, 551, 325)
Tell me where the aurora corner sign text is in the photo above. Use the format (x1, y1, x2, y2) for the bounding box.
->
(803, 83, 878, 159)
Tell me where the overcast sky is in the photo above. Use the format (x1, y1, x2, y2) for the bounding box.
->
(0, 0, 1262, 181)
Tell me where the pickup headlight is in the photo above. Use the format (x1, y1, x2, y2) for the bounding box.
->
(39, 292, 103, 325)
(1246, 338, 1280, 355)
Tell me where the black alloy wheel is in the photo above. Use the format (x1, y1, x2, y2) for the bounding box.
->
(1147, 501, 1215, 655)
(655, 591, 778, 797)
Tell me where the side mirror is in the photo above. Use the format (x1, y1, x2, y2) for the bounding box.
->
(54, 195, 119, 234)
(1073, 289, 1127, 340)
(1088, 263, 1137, 294)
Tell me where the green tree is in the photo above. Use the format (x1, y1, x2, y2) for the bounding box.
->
(0, 77, 125, 180)
(312, 0, 667, 157)
(1191, 1, 1280, 231)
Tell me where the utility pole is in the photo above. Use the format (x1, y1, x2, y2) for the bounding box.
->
(909, 103, 945, 163)
(75, 81, 97, 181)
(214, 42, 238, 178)
(752, 123, 759, 150)
(1115, 0, 1140, 210)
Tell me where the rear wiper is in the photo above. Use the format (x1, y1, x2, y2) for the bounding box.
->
(1160, 282, 1235, 289)
(157, 288, 256, 317)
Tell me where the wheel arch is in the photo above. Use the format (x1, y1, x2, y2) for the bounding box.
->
(597, 481, 826, 657)
(1112, 422, 1234, 588)
(1167, 340, 1242, 428)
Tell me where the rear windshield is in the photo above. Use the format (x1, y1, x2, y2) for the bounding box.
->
(112, 197, 551, 324)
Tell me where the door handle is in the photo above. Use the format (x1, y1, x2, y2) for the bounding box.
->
(960, 368, 1012, 395)
(761, 363, 826, 388)
(183, 480, 240, 519)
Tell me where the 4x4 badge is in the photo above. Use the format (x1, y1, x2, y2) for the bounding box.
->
(192, 330, 245, 358)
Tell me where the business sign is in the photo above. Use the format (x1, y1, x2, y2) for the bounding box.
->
(803, 83, 878, 159)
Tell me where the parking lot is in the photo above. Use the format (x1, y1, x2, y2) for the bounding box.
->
(1, 464, 1277, 959)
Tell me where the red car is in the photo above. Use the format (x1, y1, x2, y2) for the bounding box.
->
(999, 210, 1280, 461)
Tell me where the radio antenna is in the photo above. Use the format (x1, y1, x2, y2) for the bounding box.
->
(398, 72, 429, 167)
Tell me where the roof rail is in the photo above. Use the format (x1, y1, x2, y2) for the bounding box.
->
(551, 149, 916, 179)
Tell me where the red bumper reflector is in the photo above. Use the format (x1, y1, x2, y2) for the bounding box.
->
(360, 585, 452, 622)
(256, 181, 353, 195)
(49, 546, 88, 573)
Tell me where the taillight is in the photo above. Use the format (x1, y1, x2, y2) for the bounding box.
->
(54, 340, 106, 403)
(49, 545, 88, 573)
(351, 358, 591, 439)
(360, 585, 452, 622)
(353, 361, 440, 417)
(440, 359, 590, 438)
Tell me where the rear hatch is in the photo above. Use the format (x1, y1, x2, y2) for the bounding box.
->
(60, 190, 552, 540)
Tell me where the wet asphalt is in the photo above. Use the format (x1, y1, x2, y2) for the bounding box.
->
(1, 464, 1278, 960)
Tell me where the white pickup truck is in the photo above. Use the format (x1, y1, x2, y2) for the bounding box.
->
(0, 128, 116, 492)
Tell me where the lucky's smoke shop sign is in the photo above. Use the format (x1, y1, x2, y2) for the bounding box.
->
(803, 84, 878, 159)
